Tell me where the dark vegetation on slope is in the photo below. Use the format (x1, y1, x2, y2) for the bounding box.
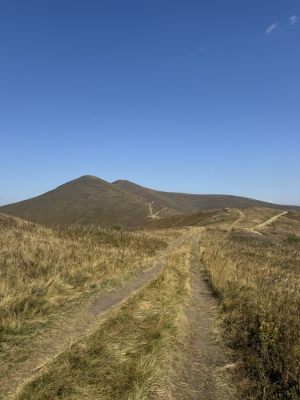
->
(145, 209, 220, 227)
(0, 175, 299, 227)
(0, 176, 149, 227)
(112, 179, 300, 214)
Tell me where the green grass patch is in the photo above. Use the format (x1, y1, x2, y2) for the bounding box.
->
(284, 234, 300, 244)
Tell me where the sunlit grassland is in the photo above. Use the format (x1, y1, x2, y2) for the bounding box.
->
(0, 213, 185, 346)
(16, 237, 192, 399)
(200, 225, 300, 399)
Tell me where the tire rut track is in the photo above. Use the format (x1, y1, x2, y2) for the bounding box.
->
(172, 230, 235, 399)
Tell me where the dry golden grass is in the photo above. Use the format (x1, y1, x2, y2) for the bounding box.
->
(234, 207, 282, 229)
(15, 238, 191, 399)
(200, 219, 300, 399)
(3, 207, 300, 399)
(0, 213, 173, 348)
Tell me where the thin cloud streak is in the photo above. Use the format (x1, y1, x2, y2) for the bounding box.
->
(266, 23, 278, 34)
(289, 15, 299, 25)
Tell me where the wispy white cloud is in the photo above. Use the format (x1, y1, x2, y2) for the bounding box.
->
(266, 23, 278, 34)
(289, 15, 299, 25)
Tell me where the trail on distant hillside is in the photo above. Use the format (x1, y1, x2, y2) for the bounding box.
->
(247, 211, 288, 235)
(230, 209, 245, 229)
(254, 211, 288, 228)
(148, 201, 167, 218)
(6, 231, 191, 400)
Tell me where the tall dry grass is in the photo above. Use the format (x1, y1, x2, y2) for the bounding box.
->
(201, 228, 300, 399)
(16, 238, 191, 399)
(0, 213, 168, 341)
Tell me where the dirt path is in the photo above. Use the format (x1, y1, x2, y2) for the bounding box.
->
(230, 209, 245, 229)
(254, 211, 287, 228)
(5, 231, 191, 399)
(148, 201, 167, 218)
(247, 211, 288, 235)
(172, 230, 235, 399)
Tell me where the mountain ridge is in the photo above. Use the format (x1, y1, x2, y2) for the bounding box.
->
(112, 179, 300, 213)
(0, 175, 299, 227)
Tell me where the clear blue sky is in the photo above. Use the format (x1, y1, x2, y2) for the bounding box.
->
(1, 0, 299, 206)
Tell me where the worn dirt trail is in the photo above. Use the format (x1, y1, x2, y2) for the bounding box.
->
(229, 209, 245, 229)
(172, 230, 235, 399)
(148, 202, 167, 219)
(247, 211, 288, 235)
(4, 231, 192, 400)
(254, 211, 288, 228)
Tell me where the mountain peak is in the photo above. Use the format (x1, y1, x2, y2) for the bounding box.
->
(112, 179, 131, 184)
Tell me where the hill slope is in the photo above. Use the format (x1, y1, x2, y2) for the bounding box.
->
(0, 176, 150, 227)
(112, 179, 300, 213)
(1, 176, 299, 227)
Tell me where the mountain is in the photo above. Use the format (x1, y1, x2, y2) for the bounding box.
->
(0, 175, 299, 227)
(0, 176, 149, 227)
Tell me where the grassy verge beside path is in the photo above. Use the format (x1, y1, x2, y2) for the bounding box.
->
(0, 214, 178, 340)
(16, 234, 193, 399)
(200, 228, 300, 399)
(0, 213, 186, 397)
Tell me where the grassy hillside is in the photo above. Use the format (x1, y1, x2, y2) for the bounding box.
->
(0, 212, 183, 397)
(0, 213, 168, 341)
(1, 176, 299, 228)
(1, 208, 300, 399)
(0, 176, 150, 227)
(113, 179, 300, 214)
(15, 234, 193, 400)
(200, 210, 300, 398)
(145, 206, 293, 229)
(145, 209, 220, 227)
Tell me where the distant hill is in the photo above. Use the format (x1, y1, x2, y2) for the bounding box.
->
(0, 176, 150, 227)
(112, 180, 300, 213)
(0, 175, 299, 227)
